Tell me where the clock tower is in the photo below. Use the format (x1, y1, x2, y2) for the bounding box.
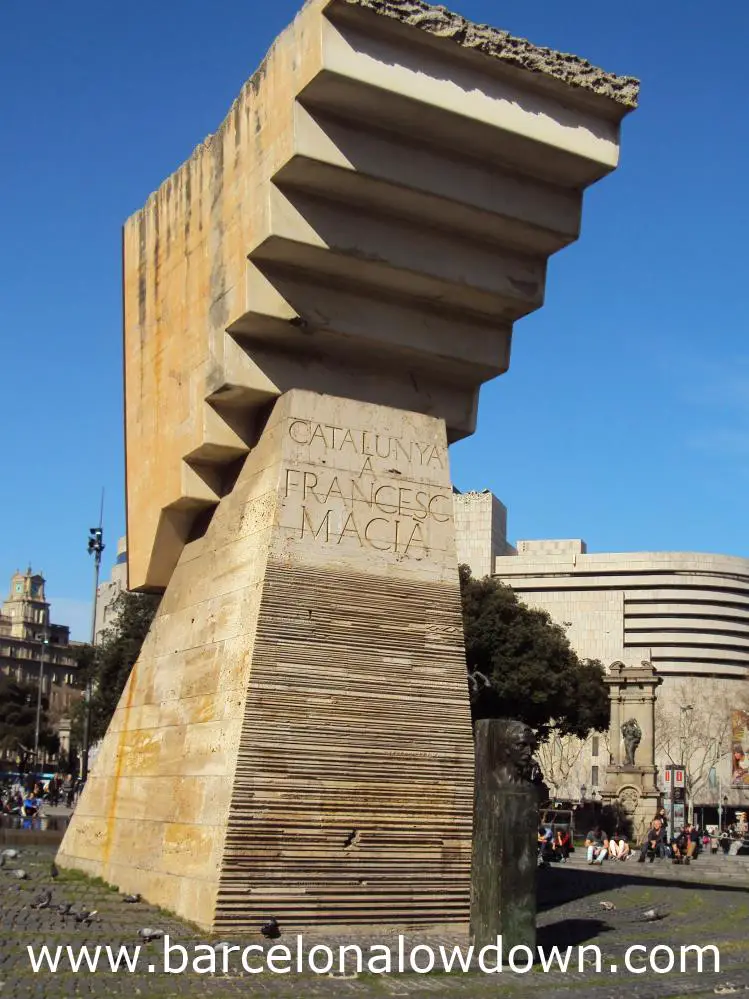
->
(4, 567, 49, 639)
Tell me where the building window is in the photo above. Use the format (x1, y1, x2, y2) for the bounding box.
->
(591, 736, 599, 757)
(591, 766, 599, 787)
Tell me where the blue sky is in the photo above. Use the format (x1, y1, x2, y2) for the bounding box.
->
(1, 0, 747, 639)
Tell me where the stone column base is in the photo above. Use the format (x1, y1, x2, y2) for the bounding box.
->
(603, 767, 661, 843)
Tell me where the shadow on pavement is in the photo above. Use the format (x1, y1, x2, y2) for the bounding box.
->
(536, 918, 614, 949)
(538, 866, 749, 912)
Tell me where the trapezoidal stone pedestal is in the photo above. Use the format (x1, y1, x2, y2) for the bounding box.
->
(58, 390, 474, 932)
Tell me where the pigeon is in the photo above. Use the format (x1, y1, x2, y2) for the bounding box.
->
(641, 907, 668, 922)
(50, 862, 59, 880)
(122, 893, 141, 903)
(2, 849, 19, 859)
(32, 889, 52, 910)
(75, 908, 97, 925)
(57, 902, 73, 916)
(599, 900, 616, 911)
(138, 928, 164, 943)
(11, 870, 28, 880)
(261, 918, 280, 939)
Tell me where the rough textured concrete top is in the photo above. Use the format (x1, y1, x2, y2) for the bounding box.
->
(340, 0, 640, 108)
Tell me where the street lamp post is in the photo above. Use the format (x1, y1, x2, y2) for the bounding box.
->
(716, 770, 726, 831)
(680, 705, 694, 822)
(33, 630, 49, 769)
(81, 524, 105, 783)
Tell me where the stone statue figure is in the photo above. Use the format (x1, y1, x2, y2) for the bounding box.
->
(621, 718, 642, 766)
(486, 718, 538, 785)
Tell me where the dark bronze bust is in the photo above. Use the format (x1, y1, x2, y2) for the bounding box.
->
(486, 718, 538, 785)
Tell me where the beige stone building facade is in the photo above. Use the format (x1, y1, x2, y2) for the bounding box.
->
(455, 498, 749, 812)
(0, 568, 82, 759)
(94, 537, 128, 644)
(453, 490, 515, 577)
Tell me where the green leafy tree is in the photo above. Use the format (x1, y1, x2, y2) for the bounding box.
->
(460, 565, 609, 742)
(0, 675, 58, 768)
(72, 591, 160, 745)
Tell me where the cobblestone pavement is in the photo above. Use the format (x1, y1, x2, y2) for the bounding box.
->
(1, 846, 748, 999)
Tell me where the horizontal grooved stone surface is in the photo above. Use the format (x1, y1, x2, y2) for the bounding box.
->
(215, 560, 472, 930)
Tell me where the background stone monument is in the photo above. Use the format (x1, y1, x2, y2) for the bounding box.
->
(58, 0, 637, 931)
(602, 661, 662, 842)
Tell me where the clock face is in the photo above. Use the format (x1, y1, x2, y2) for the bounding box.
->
(30, 582, 40, 597)
(14, 583, 22, 594)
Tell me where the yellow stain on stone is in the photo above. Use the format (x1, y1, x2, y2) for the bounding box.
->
(102, 663, 139, 870)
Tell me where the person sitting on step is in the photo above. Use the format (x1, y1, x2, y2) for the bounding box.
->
(637, 816, 665, 862)
(585, 826, 609, 865)
(609, 829, 631, 861)
(671, 823, 699, 864)
(554, 828, 571, 863)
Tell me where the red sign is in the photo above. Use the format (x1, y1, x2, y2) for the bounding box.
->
(674, 770, 685, 788)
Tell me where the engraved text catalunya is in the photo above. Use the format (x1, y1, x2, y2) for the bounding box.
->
(284, 420, 451, 557)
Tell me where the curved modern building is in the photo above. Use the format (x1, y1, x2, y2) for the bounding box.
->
(495, 543, 749, 681)
(453, 490, 749, 809)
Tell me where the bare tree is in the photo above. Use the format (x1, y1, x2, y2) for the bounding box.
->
(536, 732, 588, 798)
(600, 728, 612, 765)
(655, 679, 740, 814)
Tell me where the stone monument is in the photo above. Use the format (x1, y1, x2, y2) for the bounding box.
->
(58, 0, 638, 932)
(602, 661, 662, 842)
(471, 719, 539, 951)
